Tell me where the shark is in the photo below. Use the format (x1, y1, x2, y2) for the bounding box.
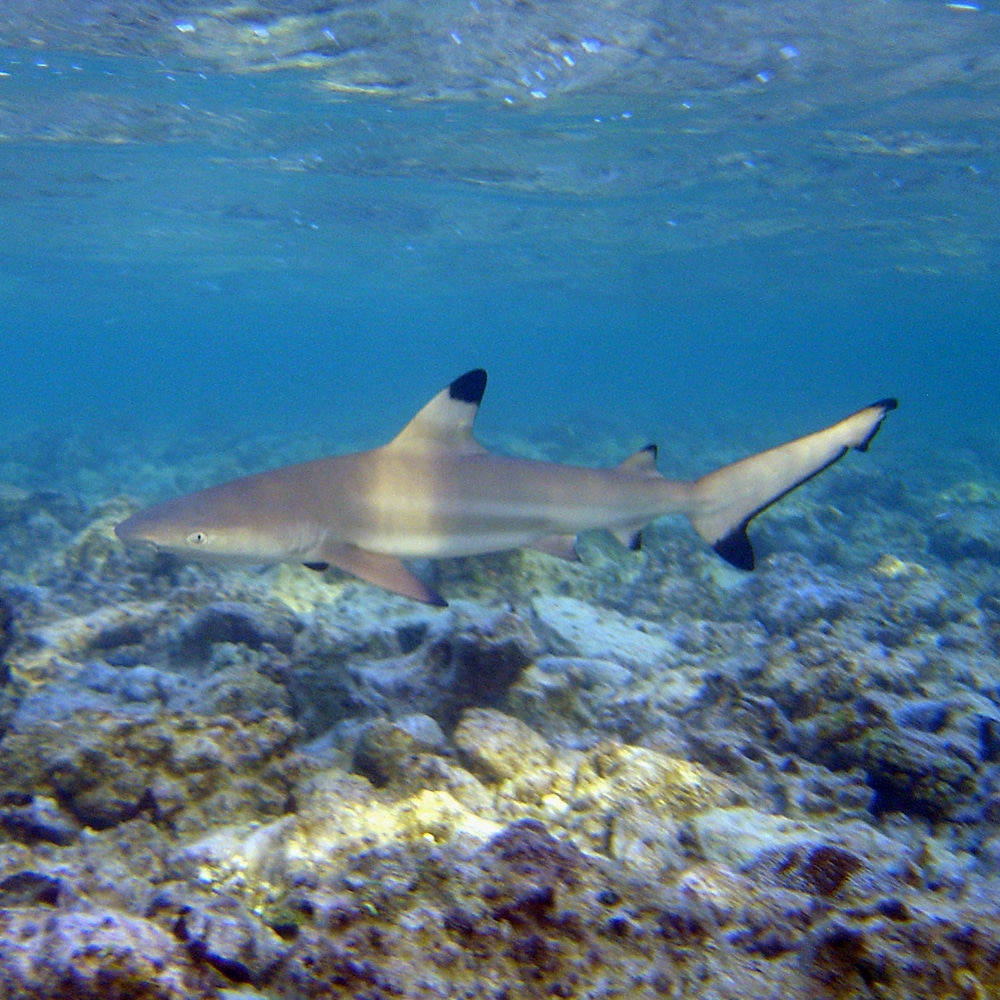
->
(115, 370, 897, 606)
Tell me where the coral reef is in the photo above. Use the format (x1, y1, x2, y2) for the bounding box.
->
(2, 429, 1000, 997)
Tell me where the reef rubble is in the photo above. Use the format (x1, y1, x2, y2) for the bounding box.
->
(1, 433, 1000, 997)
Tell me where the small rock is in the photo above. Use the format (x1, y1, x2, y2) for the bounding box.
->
(535, 655, 633, 689)
(0, 870, 62, 906)
(862, 728, 978, 821)
(453, 707, 552, 783)
(0, 793, 81, 845)
(352, 714, 448, 787)
(893, 699, 950, 734)
(175, 601, 298, 665)
(175, 900, 289, 986)
(0, 908, 213, 999)
(532, 595, 673, 669)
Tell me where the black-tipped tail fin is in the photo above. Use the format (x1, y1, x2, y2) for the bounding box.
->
(855, 398, 898, 452)
(713, 526, 755, 571)
(690, 397, 897, 570)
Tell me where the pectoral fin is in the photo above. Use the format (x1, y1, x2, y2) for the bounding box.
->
(319, 543, 447, 606)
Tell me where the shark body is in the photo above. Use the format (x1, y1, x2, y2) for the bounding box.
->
(116, 370, 897, 606)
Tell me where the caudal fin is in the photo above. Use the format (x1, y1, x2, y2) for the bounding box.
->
(689, 398, 898, 570)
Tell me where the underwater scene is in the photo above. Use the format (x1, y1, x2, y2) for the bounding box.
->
(2, 0, 1000, 997)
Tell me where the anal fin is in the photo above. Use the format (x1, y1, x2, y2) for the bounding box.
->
(610, 524, 645, 551)
(528, 534, 580, 561)
(319, 543, 447, 607)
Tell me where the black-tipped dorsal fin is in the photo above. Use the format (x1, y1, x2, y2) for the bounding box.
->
(618, 444, 660, 477)
(386, 369, 489, 456)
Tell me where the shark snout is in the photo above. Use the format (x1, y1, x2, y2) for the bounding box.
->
(114, 514, 141, 543)
(115, 511, 160, 549)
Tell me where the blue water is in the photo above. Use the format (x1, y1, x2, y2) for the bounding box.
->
(5, 16, 1000, 991)
(1, 32, 998, 465)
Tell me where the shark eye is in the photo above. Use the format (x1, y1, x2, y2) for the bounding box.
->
(187, 531, 208, 546)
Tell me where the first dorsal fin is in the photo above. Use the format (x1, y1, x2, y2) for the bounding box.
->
(385, 369, 489, 456)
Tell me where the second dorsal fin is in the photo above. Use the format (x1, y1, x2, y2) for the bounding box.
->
(385, 369, 489, 456)
(618, 444, 660, 476)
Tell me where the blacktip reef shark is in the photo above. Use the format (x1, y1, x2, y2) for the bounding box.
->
(116, 370, 897, 606)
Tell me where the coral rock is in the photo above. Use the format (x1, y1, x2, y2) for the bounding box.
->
(0, 710, 303, 832)
(0, 909, 215, 999)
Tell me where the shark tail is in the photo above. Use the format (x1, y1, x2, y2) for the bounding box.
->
(688, 398, 898, 570)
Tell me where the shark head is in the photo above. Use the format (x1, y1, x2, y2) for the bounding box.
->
(115, 485, 311, 564)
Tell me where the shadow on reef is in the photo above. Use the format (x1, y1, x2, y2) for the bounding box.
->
(2, 434, 1000, 995)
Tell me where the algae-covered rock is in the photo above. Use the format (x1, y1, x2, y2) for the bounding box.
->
(861, 728, 978, 820)
(507, 654, 638, 736)
(0, 793, 81, 846)
(454, 706, 554, 783)
(0, 908, 216, 999)
(288, 602, 540, 735)
(691, 806, 912, 898)
(53, 496, 134, 581)
(794, 696, 980, 821)
(452, 707, 725, 844)
(172, 896, 289, 988)
(352, 713, 449, 788)
(21, 601, 170, 674)
(174, 601, 299, 665)
(0, 696, 995, 1000)
(0, 710, 304, 833)
(178, 708, 731, 912)
(0, 591, 14, 666)
(929, 507, 1000, 565)
(749, 556, 863, 636)
(234, 708, 729, 897)
(173, 706, 1000, 1000)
